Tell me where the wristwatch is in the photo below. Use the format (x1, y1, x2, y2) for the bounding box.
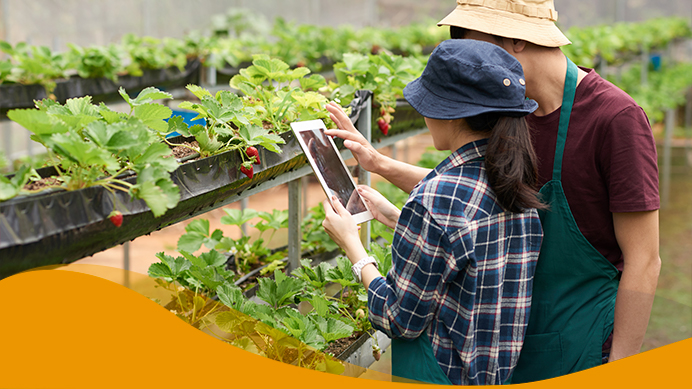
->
(351, 256, 378, 283)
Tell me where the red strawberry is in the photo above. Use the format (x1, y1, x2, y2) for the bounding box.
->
(380, 107, 386, 117)
(246, 146, 260, 164)
(377, 118, 390, 135)
(240, 163, 254, 179)
(108, 211, 123, 228)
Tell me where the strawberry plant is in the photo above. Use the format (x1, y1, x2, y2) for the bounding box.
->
(229, 54, 331, 133)
(66, 43, 123, 82)
(0, 165, 38, 201)
(4, 87, 180, 216)
(174, 208, 288, 276)
(327, 51, 425, 131)
(0, 41, 69, 94)
(0, 59, 13, 84)
(120, 33, 189, 75)
(174, 84, 285, 166)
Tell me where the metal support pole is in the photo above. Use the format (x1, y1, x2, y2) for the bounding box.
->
(301, 175, 309, 218)
(287, 178, 302, 273)
(2, 121, 11, 162)
(641, 45, 649, 86)
(661, 108, 675, 209)
(240, 197, 249, 236)
(123, 241, 130, 288)
(1, 0, 9, 59)
(203, 54, 217, 88)
(598, 57, 607, 78)
(685, 89, 692, 167)
(356, 96, 372, 248)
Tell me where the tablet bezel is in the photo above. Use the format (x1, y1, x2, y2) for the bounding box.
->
(290, 119, 374, 225)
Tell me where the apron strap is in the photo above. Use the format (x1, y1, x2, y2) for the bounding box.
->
(552, 57, 579, 181)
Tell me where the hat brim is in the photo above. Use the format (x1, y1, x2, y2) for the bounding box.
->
(404, 77, 538, 120)
(438, 5, 571, 47)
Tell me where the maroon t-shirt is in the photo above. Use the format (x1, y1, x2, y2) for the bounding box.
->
(527, 67, 660, 271)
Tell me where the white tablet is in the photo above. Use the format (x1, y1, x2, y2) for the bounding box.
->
(291, 119, 374, 225)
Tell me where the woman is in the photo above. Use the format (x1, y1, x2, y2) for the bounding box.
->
(321, 39, 544, 385)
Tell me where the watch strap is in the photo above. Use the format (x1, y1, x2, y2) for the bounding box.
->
(351, 256, 378, 283)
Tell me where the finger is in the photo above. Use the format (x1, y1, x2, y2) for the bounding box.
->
(324, 127, 361, 140)
(328, 113, 342, 129)
(343, 140, 363, 154)
(330, 195, 350, 216)
(322, 199, 336, 217)
(357, 185, 379, 202)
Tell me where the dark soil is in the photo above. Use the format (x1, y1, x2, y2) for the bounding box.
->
(171, 141, 200, 159)
(23, 177, 62, 191)
(324, 330, 365, 357)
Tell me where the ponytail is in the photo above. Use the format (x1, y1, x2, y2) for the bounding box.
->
(465, 113, 546, 213)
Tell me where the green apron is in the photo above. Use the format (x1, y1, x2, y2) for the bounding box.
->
(391, 333, 453, 384)
(509, 58, 620, 383)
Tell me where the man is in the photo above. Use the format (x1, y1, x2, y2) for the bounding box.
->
(325, 0, 661, 383)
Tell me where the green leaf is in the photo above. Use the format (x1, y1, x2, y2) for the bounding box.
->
(0, 165, 34, 200)
(98, 103, 125, 124)
(167, 115, 190, 136)
(7, 109, 69, 136)
(149, 252, 191, 280)
(49, 132, 120, 172)
(217, 283, 245, 309)
(299, 74, 326, 91)
(177, 232, 206, 253)
(313, 316, 354, 343)
(342, 53, 370, 74)
(215, 311, 241, 333)
(199, 250, 227, 268)
(185, 84, 213, 100)
(130, 175, 180, 217)
(120, 87, 172, 109)
(147, 262, 174, 279)
(256, 209, 289, 230)
(134, 103, 173, 133)
(134, 141, 178, 172)
(187, 218, 210, 236)
(221, 208, 260, 226)
(256, 269, 304, 309)
(370, 242, 392, 277)
(134, 87, 173, 104)
(118, 87, 133, 107)
(310, 295, 329, 317)
(238, 125, 285, 153)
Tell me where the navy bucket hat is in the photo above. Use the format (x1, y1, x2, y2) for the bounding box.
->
(403, 39, 538, 120)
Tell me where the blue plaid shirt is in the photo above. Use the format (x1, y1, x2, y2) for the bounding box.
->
(368, 140, 542, 385)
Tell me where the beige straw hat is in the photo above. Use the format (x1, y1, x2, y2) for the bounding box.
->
(438, 0, 571, 47)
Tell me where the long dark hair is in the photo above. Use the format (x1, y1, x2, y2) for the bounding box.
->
(465, 113, 546, 213)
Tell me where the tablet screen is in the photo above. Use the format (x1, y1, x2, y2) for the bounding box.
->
(299, 128, 368, 215)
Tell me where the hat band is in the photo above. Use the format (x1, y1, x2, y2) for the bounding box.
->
(457, 0, 558, 21)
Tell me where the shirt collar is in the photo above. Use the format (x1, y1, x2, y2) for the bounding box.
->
(433, 138, 488, 176)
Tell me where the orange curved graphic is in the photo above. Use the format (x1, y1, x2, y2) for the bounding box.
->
(0, 265, 689, 388)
